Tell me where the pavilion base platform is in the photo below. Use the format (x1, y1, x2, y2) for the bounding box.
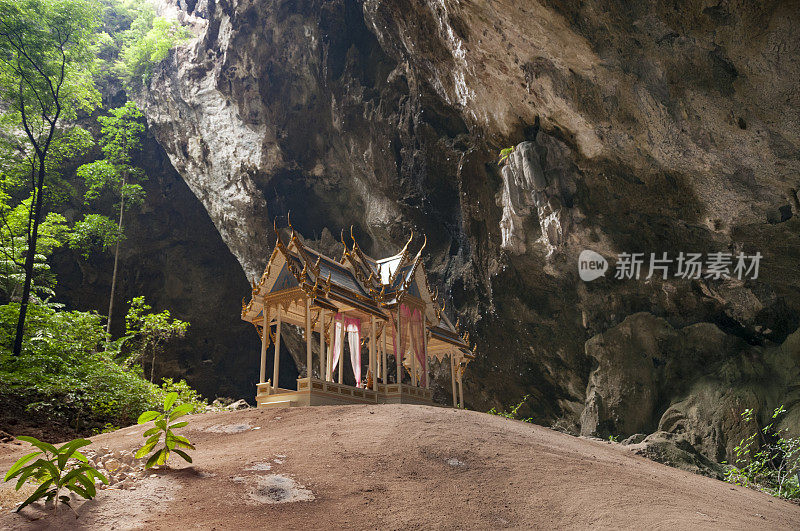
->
(376, 383, 433, 405)
(255, 378, 433, 408)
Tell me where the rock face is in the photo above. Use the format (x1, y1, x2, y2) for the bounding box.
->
(133, 0, 799, 464)
(496, 140, 578, 256)
(581, 313, 800, 461)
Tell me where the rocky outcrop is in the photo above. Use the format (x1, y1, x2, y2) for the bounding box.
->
(131, 0, 800, 465)
(581, 314, 800, 462)
(496, 139, 578, 256)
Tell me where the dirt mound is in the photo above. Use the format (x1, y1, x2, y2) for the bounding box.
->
(1, 405, 798, 529)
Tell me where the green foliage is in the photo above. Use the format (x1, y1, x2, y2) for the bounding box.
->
(498, 146, 515, 165)
(124, 296, 189, 382)
(0, 301, 203, 434)
(159, 377, 207, 414)
(608, 435, 619, 443)
(3, 435, 107, 512)
(0, 197, 70, 300)
(488, 394, 533, 422)
(724, 406, 800, 499)
(0, 0, 101, 356)
(78, 102, 146, 209)
(115, 4, 191, 88)
(135, 391, 195, 468)
(68, 213, 122, 258)
(0, 0, 101, 126)
(0, 303, 160, 429)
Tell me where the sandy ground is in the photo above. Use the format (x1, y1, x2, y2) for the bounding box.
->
(1, 404, 798, 530)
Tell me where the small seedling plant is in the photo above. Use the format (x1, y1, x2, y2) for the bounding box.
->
(3, 436, 107, 513)
(136, 391, 195, 468)
(498, 146, 515, 164)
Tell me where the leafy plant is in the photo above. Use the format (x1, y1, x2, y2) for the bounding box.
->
(488, 394, 533, 422)
(608, 435, 619, 443)
(3, 435, 107, 513)
(68, 213, 123, 259)
(498, 146, 515, 165)
(116, 6, 191, 88)
(135, 391, 195, 468)
(724, 405, 800, 499)
(123, 296, 189, 382)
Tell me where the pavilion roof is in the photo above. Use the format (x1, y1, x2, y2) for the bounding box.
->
(242, 223, 476, 359)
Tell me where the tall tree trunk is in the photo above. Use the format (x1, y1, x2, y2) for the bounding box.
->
(106, 181, 125, 335)
(13, 160, 47, 356)
(150, 346, 156, 383)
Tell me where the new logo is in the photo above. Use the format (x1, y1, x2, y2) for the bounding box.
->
(578, 250, 608, 281)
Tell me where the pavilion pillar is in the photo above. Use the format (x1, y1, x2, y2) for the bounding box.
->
(450, 353, 457, 407)
(395, 309, 402, 385)
(382, 325, 388, 384)
(305, 298, 312, 378)
(457, 365, 464, 408)
(319, 308, 326, 381)
(259, 305, 269, 384)
(423, 317, 429, 389)
(273, 307, 282, 392)
(337, 314, 344, 384)
(326, 313, 335, 381)
(370, 315, 377, 390)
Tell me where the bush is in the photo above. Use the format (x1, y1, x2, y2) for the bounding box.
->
(0, 302, 204, 436)
(725, 406, 800, 499)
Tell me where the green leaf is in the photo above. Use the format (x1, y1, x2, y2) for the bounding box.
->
(168, 403, 193, 421)
(155, 418, 167, 431)
(157, 448, 169, 466)
(173, 449, 192, 463)
(14, 466, 40, 490)
(56, 439, 91, 469)
(163, 392, 178, 411)
(137, 410, 160, 424)
(145, 433, 162, 445)
(169, 421, 188, 429)
(16, 479, 54, 512)
(62, 465, 98, 486)
(69, 472, 96, 498)
(86, 468, 107, 485)
(170, 435, 194, 450)
(16, 436, 57, 455)
(135, 440, 158, 459)
(145, 449, 163, 469)
(38, 460, 61, 483)
(143, 426, 161, 437)
(64, 483, 90, 499)
(57, 438, 92, 455)
(4, 451, 41, 481)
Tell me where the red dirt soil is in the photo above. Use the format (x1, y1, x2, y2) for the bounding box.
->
(1, 404, 798, 530)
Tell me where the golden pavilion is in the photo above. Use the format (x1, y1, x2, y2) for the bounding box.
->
(240, 223, 475, 408)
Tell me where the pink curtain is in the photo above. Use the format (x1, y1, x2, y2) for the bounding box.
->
(391, 307, 408, 377)
(331, 313, 362, 387)
(397, 305, 426, 386)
